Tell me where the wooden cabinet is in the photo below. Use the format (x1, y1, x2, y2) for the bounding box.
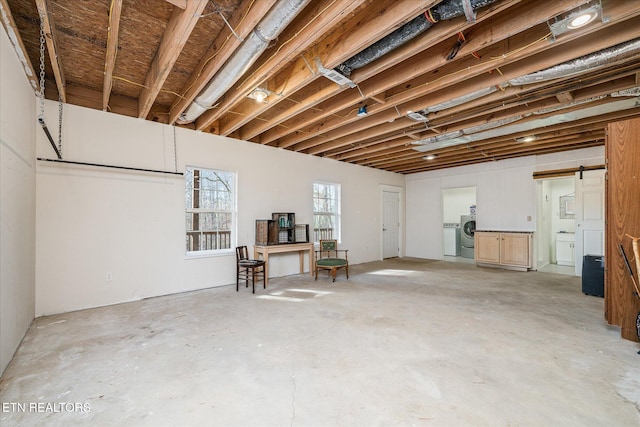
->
(475, 232, 501, 264)
(555, 233, 575, 266)
(255, 213, 309, 245)
(475, 231, 532, 271)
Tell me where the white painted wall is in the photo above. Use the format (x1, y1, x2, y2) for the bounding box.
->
(442, 187, 476, 223)
(35, 102, 404, 315)
(0, 24, 36, 375)
(405, 147, 604, 260)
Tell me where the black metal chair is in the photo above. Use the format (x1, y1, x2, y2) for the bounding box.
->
(236, 246, 266, 293)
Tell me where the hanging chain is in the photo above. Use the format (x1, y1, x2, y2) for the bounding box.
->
(173, 125, 178, 173)
(38, 10, 46, 120)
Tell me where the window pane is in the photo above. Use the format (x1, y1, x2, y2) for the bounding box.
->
(186, 167, 235, 253)
(313, 182, 340, 242)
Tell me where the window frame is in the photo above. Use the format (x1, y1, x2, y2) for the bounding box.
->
(312, 181, 341, 244)
(184, 166, 237, 258)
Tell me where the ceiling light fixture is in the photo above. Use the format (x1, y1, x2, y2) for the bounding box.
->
(515, 135, 537, 143)
(549, 4, 601, 37)
(424, 154, 437, 160)
(357, 105, 368, 117)
(567, 9, 598, 29)
(248, 88, 270, 103)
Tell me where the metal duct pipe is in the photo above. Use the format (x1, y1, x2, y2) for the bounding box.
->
(336, 0, 498, 76)
(423, 85, 503, 114)
(509, 38, 640, 86)
(178, 0, 311, 124)
(413, 96, 640, 153)
(415, 38, 640, 119)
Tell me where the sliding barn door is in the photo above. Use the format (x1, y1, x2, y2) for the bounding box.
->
(606, 118, 640, 342)
(574, 170, 605, 277)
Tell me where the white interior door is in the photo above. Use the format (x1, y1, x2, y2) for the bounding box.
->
(574, 169, 605, 276)
(383, 190, 400, 259)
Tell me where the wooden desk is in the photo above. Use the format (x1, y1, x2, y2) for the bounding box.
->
(254, 243, 314, 286)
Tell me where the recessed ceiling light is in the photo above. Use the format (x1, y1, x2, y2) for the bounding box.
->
(567, 10, 598, 29)
(424, 154, 437, 160)
(516, 135, 537, 143)
(548, 5, 601, 37)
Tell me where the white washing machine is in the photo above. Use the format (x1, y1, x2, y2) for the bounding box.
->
(443, 223, 460, 256)
(460, 215, 476, 259)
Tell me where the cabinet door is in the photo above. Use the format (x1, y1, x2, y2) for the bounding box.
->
(500, 233, 531, 267)
(556, 240, 575, 266)
(475, 232, 500, 264)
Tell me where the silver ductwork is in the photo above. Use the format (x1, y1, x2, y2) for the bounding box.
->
(423, 85, 504, 114)
(508, 38, 640, 86)
(413, 38, 640, 122)
(412, 95, 640, 153)
(532, 95, 606, 115)
(335, 0, 499, 77)
(611, 86, 640, 97)
(178, 0, 311, 124)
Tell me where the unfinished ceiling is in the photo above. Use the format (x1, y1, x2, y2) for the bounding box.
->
(2, 0, 640, 174)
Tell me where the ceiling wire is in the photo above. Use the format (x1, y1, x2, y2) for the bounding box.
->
(197, 2, 244, 42)
(177, 0, 257, 100)
(112, 76, 186, 99)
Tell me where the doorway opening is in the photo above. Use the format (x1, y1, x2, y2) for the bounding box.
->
(536, 177, 576, 275)
(442, 187, 476, 264)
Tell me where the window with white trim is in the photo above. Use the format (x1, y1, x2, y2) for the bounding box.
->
(185, 167, 236, 254)
(313, 182, 340, 243)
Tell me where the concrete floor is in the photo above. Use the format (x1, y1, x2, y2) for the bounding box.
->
(1, 258, 639, 426)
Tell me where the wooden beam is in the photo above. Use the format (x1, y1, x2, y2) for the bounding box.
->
(165, 0, 187, 9)
(138, 0, 208, 119)
(168, 0, 277, 124)
(35, 0, 66, 102)
(284, 10, 640, 153)
(253, 0, 586, 145)
(197, 0, 435, 133)
(0, 0, 40, 93)
(208, 0, 369, 135)
(556, 91, 574, 104)
(102, 0, 123, 111)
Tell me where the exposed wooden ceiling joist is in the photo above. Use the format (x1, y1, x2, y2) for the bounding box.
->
(137, 0, 207, 119)
(34, 0, 65, 102)
(102, 0, 122, 111)
(3, 0, 640, 174)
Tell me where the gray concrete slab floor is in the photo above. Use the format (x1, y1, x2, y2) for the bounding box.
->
(1, 258, 639, 426)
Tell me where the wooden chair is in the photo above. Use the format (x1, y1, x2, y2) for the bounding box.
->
(236, 246, 266, 293)
(315, 239, 348, 282)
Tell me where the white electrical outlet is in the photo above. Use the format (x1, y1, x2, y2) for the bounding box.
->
(106, 272, 113, 281)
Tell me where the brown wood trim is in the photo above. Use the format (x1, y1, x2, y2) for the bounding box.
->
(532, 164, 605, 179)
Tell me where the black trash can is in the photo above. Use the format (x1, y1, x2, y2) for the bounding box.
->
(582, 255, 604, 297)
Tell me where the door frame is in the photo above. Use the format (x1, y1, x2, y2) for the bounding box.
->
(380, 185, 404, 260)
